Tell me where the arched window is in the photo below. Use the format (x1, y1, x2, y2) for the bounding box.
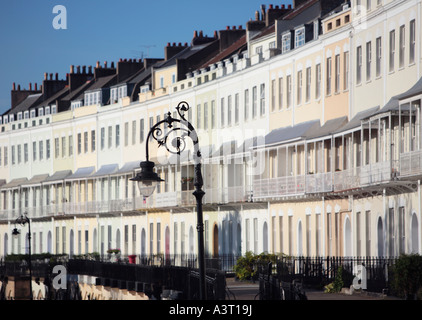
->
(263, 222, 268, 253)
(377, 217, 384, 257)
(47, 231, 52, 253)
(411, 213, 419, 254)
(4, 233, 8, 256)
(344, 216, 352, 257)
(93, 228, 98, 253)
(141, 228, 146, 257)
(116, 229, 121, 252)
(297, 220, 303, 256)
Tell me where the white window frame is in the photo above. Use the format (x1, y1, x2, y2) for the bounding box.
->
(295, 27, 305, 48)
(282, 33, 291, 53)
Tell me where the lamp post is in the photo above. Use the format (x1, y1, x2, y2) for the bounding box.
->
(131, 101, 207, 300)
(12, 213, 33, 300)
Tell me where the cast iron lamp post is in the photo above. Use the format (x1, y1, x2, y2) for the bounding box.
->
(131, 101, 207, 300)
(12, 213, 33, 300)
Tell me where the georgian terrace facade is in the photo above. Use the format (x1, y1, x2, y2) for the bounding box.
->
(0, 0, 421, 261)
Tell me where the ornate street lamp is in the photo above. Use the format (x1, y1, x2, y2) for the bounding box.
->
(131, 101, 207, 299)
(12, 213, 33, 300)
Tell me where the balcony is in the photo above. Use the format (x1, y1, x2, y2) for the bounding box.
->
(399, 150, 422, 178)
(333, 168, 361, 192)
(155, 192, 178, 208)
(306, 172, 333, 194)
(252, 175, 306, 200)
(360, 161, 392, 186)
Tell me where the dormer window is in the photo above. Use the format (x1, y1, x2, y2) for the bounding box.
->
(39, 108, 44, 117)
(24, 111, 29, 119)
(140, 84, 150, 94)
(71, 101, 82, 110)
(17, 112, 23, 121)
(282, 33, 291, 53)
(45, 106, 51, 115)
(52, 105, 57, 114)
(111, 88, 118, 103)
(30, 110, 36, 118)
(295, 28, 305, 48)
(314, 20, 319, 39)
(9, 114, 14, 122)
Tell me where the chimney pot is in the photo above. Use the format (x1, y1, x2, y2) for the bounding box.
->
(29, 83, 32, 90)
(50, 73, 53, 80)
(44, 73, 48, 80)
(12, 83, 16, 91)
(18, 85, 21, 91)
(70, 65, 74, 74)
(96, 61, 100, 68)
(193, 30, 198, 38)
(88, 66, 92, 74)
(178, 42, 182, 46)
(282, 4, 285, 8)
(167, 42, 170, 47)
(82, 66, 86, 74)
(173, 42, 176, 46)
(34, 83, 38, 91)
(104, 61, 107, 68)
(111, 61, 115, 68)
(288, 4, 292, 9)
(55, 73, 59, 80)
(226, 26, 230, 30)
(199, 30, 203, 37)
(269, 4, 273, 9)
(232, 26, 236, 30)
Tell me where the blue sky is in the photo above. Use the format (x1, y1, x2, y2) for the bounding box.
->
(0, 0, 293, 115)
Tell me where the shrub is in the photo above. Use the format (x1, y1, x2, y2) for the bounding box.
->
(234, 251, 286, 281)
(392, 254, 422, 300)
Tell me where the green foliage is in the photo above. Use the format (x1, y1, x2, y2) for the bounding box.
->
(324, 266, 344, 293)
(234, 251, 287, 281)
(4, 253, 67, 262)
(73, 252, 101, 260)
(333, 266, 344, 292)
(392, 254, 422, 299)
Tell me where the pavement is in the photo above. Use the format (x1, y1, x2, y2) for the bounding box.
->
(225, 278, 401, 300)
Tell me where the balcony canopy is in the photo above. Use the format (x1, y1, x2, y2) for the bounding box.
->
(43, 170, 72, 185)
(256, 120, 320, 150)
(114, 161, 140, 175)
(333, 106, 380, 136)
(0, 178, 28, 190)
(65, 166, 95, 181)
(92, 164, 119, 178)
(21, 174, 49, 187)
(306, 116, 348, 141)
